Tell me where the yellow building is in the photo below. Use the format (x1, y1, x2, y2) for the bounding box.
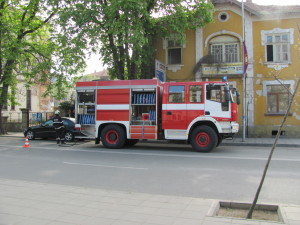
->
(154, 0, 300, 138)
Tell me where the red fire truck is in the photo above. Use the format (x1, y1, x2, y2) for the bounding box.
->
(75, 78, 240, 152)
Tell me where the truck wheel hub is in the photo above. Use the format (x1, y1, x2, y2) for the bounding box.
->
(196, 132, 210, 147)
(107, 130, 118, 143)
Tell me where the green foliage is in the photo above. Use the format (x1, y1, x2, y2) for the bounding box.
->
(58, 100, 75, 117)
(0, 0, 87, 109)
(0, 0, 88, 134)
(58, 0, 214, 80)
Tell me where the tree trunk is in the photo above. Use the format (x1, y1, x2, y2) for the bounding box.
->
(107, 33, 124, 79)
(247, 79, 300, 219)
(0, 106, 3, 134)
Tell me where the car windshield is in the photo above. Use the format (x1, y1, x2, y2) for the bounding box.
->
(63, 119, 73, 126)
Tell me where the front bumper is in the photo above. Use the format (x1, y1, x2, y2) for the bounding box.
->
(231, 122, 239, 133)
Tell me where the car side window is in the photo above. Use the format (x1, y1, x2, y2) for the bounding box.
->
(44, 120, 53, 127)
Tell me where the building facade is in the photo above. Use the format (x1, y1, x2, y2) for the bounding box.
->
(1, 80, 53, 121)
(154, 0, 300, 138)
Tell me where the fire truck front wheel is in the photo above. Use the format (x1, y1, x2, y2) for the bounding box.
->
(190, 125, 218, 152)
(101, 125, 126, 149)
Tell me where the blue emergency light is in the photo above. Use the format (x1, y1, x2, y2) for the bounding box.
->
(222, 76, 228, 82)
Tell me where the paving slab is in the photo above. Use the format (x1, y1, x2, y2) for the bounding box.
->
(0, 178, 299, 225)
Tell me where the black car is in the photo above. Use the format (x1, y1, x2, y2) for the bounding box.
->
(23, 118, 83, 141)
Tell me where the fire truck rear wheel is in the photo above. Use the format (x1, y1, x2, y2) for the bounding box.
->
(190, 125, 218, 152)
(101, 125, 126, 149)
(125, 139, 139, 147)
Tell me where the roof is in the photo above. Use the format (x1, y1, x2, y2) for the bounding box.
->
(76, 79, 162, 88)
(212, 0, 259, 16)
(80, 70, 110, 81)
(211, 0, 300, 17)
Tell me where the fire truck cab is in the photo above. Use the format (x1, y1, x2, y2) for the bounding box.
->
(75, 78, 239, 152)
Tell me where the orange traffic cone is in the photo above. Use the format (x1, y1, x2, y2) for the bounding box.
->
(23, 136, 30, 148)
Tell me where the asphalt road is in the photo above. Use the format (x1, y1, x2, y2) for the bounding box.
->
(0, 137, 299, 205)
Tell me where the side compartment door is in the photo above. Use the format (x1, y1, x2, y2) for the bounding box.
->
(162, 84, 187, 139)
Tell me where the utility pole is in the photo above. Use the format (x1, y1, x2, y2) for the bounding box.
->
(242, 0, 247, 141)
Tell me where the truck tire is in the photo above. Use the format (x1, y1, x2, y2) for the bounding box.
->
(124, 139, 139, 147)
(101, 124, 126, 149)
(190, 125, 218, 152)
(216, 135, 223, 147)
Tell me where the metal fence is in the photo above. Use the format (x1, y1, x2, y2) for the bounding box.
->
(28, 112, 54, 126)
(2, 111, 54, 129)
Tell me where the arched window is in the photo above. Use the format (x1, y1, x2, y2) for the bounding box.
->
(209, 35, 240, 63)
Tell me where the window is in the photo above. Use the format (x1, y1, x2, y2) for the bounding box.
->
(206, 84, 229, 111)
(43, 120, 53, 127)
(206, 85, 224, 103)
(189, 85, 202, 103)
(166, 38, 182, 65)
(169, 86, 185, 103)
(267, 84, 290, 113)
(261, 28, 294, 64)
(77, 91, 95, 103)
(209, 35, 240, 63)
(266, 33, 289, 62)
(218, 12, 229, 22)
(63, 119, 74, 126)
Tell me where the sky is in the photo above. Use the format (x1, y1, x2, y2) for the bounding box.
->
(84, 0, 300, 74)
(85, 54, 104, 75)
(248, 0, 300, 5)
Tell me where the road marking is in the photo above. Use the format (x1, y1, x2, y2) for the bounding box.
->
(63, 161, 148, 170)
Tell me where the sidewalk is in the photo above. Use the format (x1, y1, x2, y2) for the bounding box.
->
(2, 132, 300, 148)
(0, 178, 299, 225)
(222, 137, 300, 148)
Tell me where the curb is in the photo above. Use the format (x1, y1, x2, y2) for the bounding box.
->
(1, 134, 300, 148)
(221, 142, 300, 148)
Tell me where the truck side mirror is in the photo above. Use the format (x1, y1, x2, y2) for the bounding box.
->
(224, 86, 230, 102)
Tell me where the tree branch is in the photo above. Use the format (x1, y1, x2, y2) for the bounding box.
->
(20, 11, 56, 39)
(22, 0, 40, 25)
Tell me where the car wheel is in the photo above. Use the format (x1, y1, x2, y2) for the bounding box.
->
(26, 130, 35, 140)
(64, 131, 74, 142)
